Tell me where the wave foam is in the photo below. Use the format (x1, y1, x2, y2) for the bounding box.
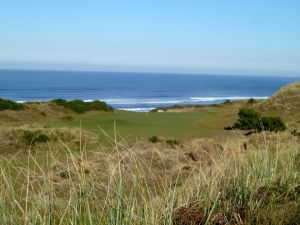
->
(119, 108, 155, 112)
(101, 96, 269, 105)
(103, 99, 182, 105)
(190, 96, 268, 101)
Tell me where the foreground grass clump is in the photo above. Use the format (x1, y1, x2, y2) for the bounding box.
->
(0, 98, 25, 111)
(52, 99, 113, 113)
(0, 131, 298, 224)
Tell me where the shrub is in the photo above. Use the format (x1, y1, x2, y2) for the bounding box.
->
(40, 112, 47, 117)
(148, 136, 159, 143)
(52, 98, 68, 107)
(166, 139, 180, 147)
(52, 99, 113, 113)
(22, 130, 50, 145)
(247, 98, 257, 105)
(233, 108, 286, 132)
(261, 116, 286, 132)
(88, 100, 113, 111)
(0, 98, 25, 111)
(59, 115, 74, 121)
(224, 99, 231, 104)
(233, 108, 261, 130)
(291, 129, 300, 137)
(66, 100, 88, 113)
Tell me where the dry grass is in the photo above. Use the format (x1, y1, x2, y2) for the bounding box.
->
(0, 124, 99, 155)
(258, 82, 300, 119)
(0, 128, 298, 224)
(0, 102, 72, 122)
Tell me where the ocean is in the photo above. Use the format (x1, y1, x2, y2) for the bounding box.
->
(0, 70, 298, 112)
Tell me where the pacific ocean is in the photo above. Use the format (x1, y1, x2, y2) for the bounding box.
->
(0, 70, 298, 112)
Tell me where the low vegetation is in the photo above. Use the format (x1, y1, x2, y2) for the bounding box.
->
(247, 98, 257, 105)
(232, 108, 286, 132)
(51, 99, 113, 113)
(0, 132, 298, 224)
(291, 129, 300, 137)
(0, 125, 100, 154)
(223, 99, 231, 104)
(165, 139, 180, 147)
(0, 98, 25, 111)
(151, 104, 205, 112)
(21, 130, 50, 145)
(148, 136, 180, 147)
(148, 135, 160, 143)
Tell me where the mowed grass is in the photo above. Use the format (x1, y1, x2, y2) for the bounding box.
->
(46, 106, 238, 143)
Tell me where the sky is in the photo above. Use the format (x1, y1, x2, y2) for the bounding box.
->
(0, 0, 300, 76)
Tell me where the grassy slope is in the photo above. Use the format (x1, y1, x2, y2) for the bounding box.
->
(257, 82, 300, 121)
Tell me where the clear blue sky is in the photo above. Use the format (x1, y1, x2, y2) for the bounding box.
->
(1, 0, 300, 76)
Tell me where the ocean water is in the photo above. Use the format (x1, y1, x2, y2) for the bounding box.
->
(0, 70, 298, 112)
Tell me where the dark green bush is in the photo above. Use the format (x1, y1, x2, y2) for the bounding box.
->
(22, 130, 49, 145)
(52, 99, 68, 107)
(40, 112, 47, 117)
(224, 99, 231, 104)
(291, 129, 300, 137)
(233, 108, 261, 130)
(67, 100, 87, 113)
(166, 139, 180, 147)
(233, 108, 286, 132)
(52, 99, 113, 113)
(148, 136, 159, 143)
(0, 98, 25, 111)
(261, 116, 286, 132)
(247, 98, 257, 105)
(59, 115, 74, 121)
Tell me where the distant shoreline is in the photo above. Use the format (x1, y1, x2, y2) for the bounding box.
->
(12, 96, 269, 112)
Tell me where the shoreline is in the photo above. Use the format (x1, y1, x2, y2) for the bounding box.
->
(12, 96, 269, 112)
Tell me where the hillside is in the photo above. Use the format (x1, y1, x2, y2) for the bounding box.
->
(258, 81, 300, 122)
(256, 82, 300, 129)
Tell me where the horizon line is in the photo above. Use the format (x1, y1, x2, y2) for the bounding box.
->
(1, 67, 300, 78)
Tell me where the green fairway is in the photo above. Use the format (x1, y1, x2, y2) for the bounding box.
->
(46, 107, 238, 142)
(0, 102, 240, 160)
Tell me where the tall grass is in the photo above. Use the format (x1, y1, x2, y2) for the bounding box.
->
(0, 130, 299, 224)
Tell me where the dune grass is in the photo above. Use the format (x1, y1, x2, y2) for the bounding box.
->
(0, 130, 298, 225)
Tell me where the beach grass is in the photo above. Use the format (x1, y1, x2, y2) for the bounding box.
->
(0, 130, 298, 224)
